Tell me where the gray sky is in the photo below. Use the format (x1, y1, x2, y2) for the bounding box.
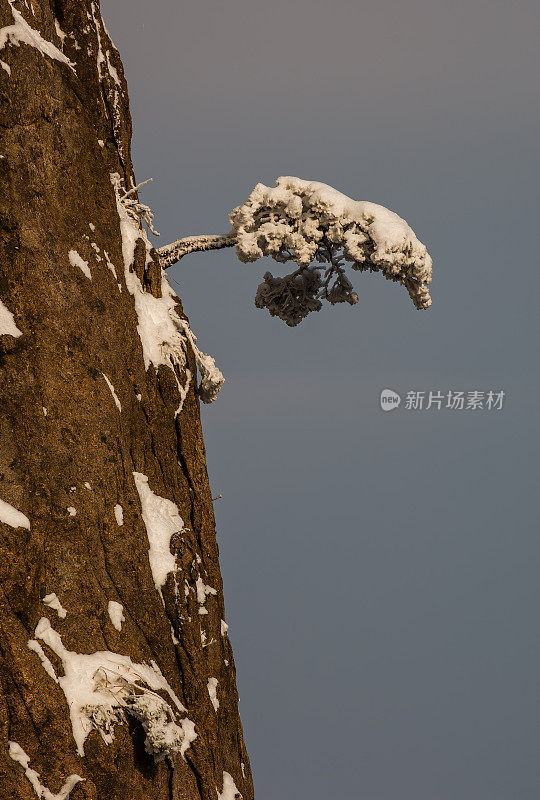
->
(102, 2, 539, 797)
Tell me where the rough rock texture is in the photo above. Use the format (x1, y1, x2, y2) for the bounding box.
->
(0, 1, 252, 798)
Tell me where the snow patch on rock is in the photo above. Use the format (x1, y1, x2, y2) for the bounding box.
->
(114, 503, 123, 526)
(8, 740, 84, 800)
(90, 241, 102, 262)
(68, 249, 91, 280)
(27, 640, 59, 683)
(102, 373, 122, 411)
(89, 1, 121, 87)
(30, 617, 195, 760)
(107, 600, 125, 631)
(195, 575, 217, 615)
(207, 677, 219, 711)
(0, 298, 22, 337)
(103, 249, 121, 289)
(43, 593, 67, 619)
(195, 576, 217, 604)
(0, 1, 76, 76)
(0, 498, 30, 529)
(132, 472, 183, 600)
(217, 771, 243, 800)
(53, 19, 67, 47)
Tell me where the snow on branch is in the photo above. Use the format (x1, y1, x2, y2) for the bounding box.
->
(111, 173, 224, 405)
(232, 177, 432, 324)
(157, 233, 236, 269)
(117, 177, 160, 236)
(157, 176, 433, 327)
(86, 673, 196, 762)
(112, 172, 430, 404)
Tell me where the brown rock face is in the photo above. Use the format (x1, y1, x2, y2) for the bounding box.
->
(0, 2, 252, 798)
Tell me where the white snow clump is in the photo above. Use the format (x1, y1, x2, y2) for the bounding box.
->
(29, 617, 197, 761)
(0, 298, 22, 337)
(68, 249, 91, 280)
(217, 771, 243, 800)
(121, 692, 196, 761)
(229, 176, 432, 325)
(0, 498, 30, 529)
(42, 593, 67, 619)
(107, 600, 125, 631)
(207, 677, 219, 711)
(114, 503, 124, 526)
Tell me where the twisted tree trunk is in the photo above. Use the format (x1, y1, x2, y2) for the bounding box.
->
(0, 2, 252, 798)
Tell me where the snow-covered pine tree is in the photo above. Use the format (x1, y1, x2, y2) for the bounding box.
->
(158, 176, 432, 325)
(0, 2, 249, 798)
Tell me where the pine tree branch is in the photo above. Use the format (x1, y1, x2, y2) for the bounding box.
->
(157, 233, 237, 269)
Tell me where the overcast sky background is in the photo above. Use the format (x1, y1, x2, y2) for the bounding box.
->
(102, 2, 538, 798)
